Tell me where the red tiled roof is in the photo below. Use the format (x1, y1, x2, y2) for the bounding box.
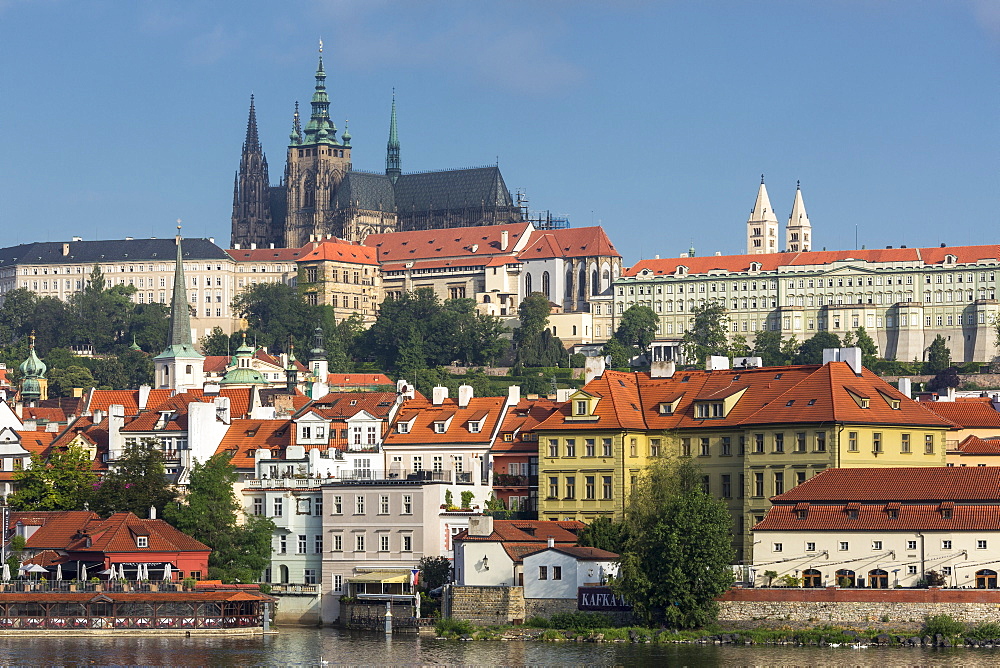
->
(517, 226, 620, 260)
(226, 245, 314, 262)
(86, 389, 173, 416)
(385, 396, 508, 445)
(623, 244, 1000, 278)
(954, 435, 1000, 454)
(325, 374, 393, 387)
(296, 239, 378, 265)
(309, 392, 399, 420)
(493, 398, 559, 454)
(64, 513, 210, 554)
(454, 520, 586, 563)
(203, 356, 231, 374)
(22, 407, 67, 423)
(522, 545, 620, 561)
(923, 401, 1000, 428)
(537, 371, 648, 432)
(753, 503, 1000, 532)
(215, 419, 295, 468)
(366, 222, 532, 263)
(10, 511, 101, 550)
(770, 467, 1000, 502)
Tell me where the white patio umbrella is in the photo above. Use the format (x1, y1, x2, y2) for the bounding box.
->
(20, 564, 47, 579)
(56, 563, 63, 581)
(1, 563, 10, 582)
(162, 563, 172, 581)
(140, 563, 148, 580)
(79, 563, 87, 581)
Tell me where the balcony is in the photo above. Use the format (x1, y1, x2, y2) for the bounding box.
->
(245, 478, 324, 489)
(266, 583, 319, 595)
(335, 469, 453, 484)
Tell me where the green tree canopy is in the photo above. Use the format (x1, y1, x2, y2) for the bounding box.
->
(681, 300, 730, 367)
(8, 445, 98, 511)
(752, 330, 790, 367)
(614, 459, 735, 628)
(91, 439, 177, 518)
(602, 337, 634, 369)
(852, 327, 879, 368)
(795, 331, 841, 365)
(68, 265, 137, 352)
(926, 334, 952, 374)
(418, 555, 453, 591)
(927, 366, 961, 393)
(614, 305, 658, 355)
(577, 517, 629, 553)
(513, 292, 567, 368)
(163, 453, 274, 583)
(47, 365, 96, 397)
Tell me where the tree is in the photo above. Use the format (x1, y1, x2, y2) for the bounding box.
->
(418, 555, 453, 591)
(752, 330, 790, 367)
(513, 292, 567, 368)
(199, 327, 232, 356)
(614, 459, 735, 628)
(681, 300, 730, 367)
(68, 265, 137, 352)
(7, 445, 98, 511)
(602, 337, 634, 369)
(232, 282, 311, 352)
(46, 365, 96, 397)
(577, 517, 629, 553)
(728, 333, 750, 359)
(614, 305, 658, 356)
(927, 366, 961, 393)
(91, 439, 177, 518)
(853, 326, 879, 368)
(164, 453, 274, 583)
(795, 331, 841, 365)
(926, 335, 952, 374)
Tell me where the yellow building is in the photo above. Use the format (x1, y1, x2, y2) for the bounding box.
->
(535, 353, 956, 561)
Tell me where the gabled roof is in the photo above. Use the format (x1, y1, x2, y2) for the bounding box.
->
(85, 389, 174, 416)
(215, 419, 295, 468)
(0, 238, 229, 267)
(518, 226, 620, 260)
(385, 395, 508, 445)
(309, 391, 399, 420)
(493, 398, 559, 454)
(297, 238, 379, 265)
(61, 512, 210, 554)
(922, 401, 1000, 428)
(753, 503, 1000, 533)
(393, 166, 515, 212)
(953, 435, 1000, 454)
(10, 511, 100, 550)
(366, 222, 531, 263)
(522, 545, 620, 561)
(770, 467, 1000, 503)
(537, 371, 647, 432)
(453, 520, 586, 562)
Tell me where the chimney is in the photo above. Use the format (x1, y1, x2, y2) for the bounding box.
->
(108, 405, 125, 459)
(500, 230, 509, 251)
(92, 409, 104, 424)
(584, 356, 606, 384)
(270, 243, 275, 249)
(547, 537, 555, 548)
(209, 237, 215, 245)
(944, 386, 957, 402)
(468, 515, 494, 537)
(71, 236, 83, 242)
(898, 377, 912, 399)
(234, 243, 241, 250)
(822, 347, 863, 375)
(138, 385, 151, 410)
(650, 360, 676, 379)
(458, 385, 474, 408)
(507, 384, 521, 405)
(250, 242, 257, 250)
(706, 355, 730, 371)
(149, 506, 157, 520)
(432, 386, 449, 405)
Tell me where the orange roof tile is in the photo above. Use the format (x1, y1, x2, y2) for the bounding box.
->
(366, 222, 532, 263)
(517, 226, 620, 260)
(310, 392, 399, 420)
(493, 398, 559, 454)
(954, 435, 1000, 454)
(86, 389, 173, 416)
(225, 244, 315, 262)
(325, 374, 393, 388)
(923, 401, 1000, 428)
(754, 503, 1000, 532)
(385, 396, 507, 445)
(771, 466, 1000, 502)
(64, 512, 210, 554)
(215, 419, 295, 468)
(297, 239, 379, 265)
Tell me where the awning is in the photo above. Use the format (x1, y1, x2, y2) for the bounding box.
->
(348, 571, 410, 584)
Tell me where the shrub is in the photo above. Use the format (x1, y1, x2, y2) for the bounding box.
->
(540, 629, 565, 641)
(523, 616, 550, 628)
(966, 622, 1000, 640)
(548, 611, 611, 630)
(435, 617, 476, 637)
(922, 614, 965, 637)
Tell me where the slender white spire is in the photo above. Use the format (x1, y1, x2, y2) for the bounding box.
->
(746, 175, 780, 254)
(786, 180, 811, 252)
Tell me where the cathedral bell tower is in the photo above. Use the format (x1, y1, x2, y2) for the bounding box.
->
(747, 175, 780, 255)
(284, 40, 353, 248)
(231, 95, 274, 249)
(153, 228, 205, 392)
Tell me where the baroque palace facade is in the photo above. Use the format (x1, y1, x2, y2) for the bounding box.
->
(231, 47, 522, 250)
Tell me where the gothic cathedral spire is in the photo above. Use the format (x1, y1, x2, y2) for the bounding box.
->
(386, 91, 401, 183)
(231, 95, 274, 249)
(154, 227, 204, 392)
(746, 175, 780, 255)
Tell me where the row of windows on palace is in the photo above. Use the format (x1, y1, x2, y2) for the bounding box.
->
(772, 538, 991, 555)
(250, 494, 418, 518)
(543, 431, 940, 461)
(651, 310, 992, 337)
(623, 270, 998, 292)
(270, 531, 416, 557)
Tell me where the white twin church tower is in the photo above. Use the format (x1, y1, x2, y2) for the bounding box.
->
(746, 176, 812, 255)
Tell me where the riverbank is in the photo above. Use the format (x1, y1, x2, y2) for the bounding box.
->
(432, 613, 1000, 650)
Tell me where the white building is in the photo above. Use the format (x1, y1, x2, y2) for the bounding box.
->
(522, 545, 619, 600)
(752, 467, 1000, 589)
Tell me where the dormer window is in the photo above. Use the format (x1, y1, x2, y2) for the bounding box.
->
(397, 422, 410, 434)
(434, 422, 447, 434)
(574, 400, 589, 416)
(658, 403, 674, 415)
(137, 536, 148, 548)
(468, 421, 482, 434)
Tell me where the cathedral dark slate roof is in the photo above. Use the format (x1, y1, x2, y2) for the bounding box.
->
(335, 172, 396, 212)
(393, 166, 514, 212)
(0, 238, 230, 266)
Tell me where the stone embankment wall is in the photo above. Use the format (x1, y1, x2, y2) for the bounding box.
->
(448, 586, 525, 625)
(719, 588, 1000, 626)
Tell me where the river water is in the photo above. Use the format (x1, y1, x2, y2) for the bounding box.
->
(0, 627, 996, 666)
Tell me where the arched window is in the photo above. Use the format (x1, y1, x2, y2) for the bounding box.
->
(977, 569, 998, 589)
(802, 569, 822, 588)
(279, 565, 289, 584)
(868, 569, 888, 589)
(565, 270, 573, 298)
(542, 272, 550, 299)
(525, 273, 532, 295)
(579, 266, 587, 297)
(591, 269, 599, 295)
(835, 569, 855, 587)
(483, 295, 491, 303)
(603, 268, 611, 290)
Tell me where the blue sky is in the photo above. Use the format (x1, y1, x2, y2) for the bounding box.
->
(0, 1, 997, 264)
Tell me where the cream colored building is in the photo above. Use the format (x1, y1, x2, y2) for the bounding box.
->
(618, 244, 1000, 363)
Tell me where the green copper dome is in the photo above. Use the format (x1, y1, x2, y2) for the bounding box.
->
(19, 340, 46, 379)
(220, 334, 268, 385)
